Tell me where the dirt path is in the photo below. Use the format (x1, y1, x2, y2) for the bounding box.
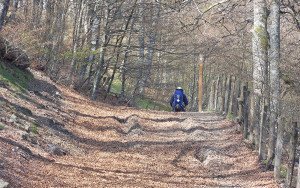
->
(0, 71, 278, 187)
(33, 103, 278, 187)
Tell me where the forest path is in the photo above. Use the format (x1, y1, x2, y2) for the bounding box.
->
(32, 90, 277, 188)
(0, 70, 278, 187)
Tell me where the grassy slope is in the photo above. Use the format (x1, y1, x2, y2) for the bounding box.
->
(0, 60, 169, 112)
(0, 61, 33, 91)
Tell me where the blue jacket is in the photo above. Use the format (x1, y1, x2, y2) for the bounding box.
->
(169, 89, 188, 110)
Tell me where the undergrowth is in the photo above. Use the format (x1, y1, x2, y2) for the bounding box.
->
(136, 97, 170, 111)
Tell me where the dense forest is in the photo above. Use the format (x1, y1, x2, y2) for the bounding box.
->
(0, 0, 300, 187)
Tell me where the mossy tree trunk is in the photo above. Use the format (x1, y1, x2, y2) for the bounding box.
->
(251, 0, 268, 149)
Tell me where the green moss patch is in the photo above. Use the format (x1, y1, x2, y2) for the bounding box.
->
(29, 123, 38, 134)
(0, 61, 34, 91)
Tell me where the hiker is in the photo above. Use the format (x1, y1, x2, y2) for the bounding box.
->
(169, 87, 188, 112)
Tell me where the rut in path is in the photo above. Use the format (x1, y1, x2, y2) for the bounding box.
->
(31, 110, 277, 188)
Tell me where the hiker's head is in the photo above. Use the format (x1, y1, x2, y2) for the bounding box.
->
(176, 87, 183, 90)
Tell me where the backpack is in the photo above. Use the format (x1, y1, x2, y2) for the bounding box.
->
(172, 90, 184, 110)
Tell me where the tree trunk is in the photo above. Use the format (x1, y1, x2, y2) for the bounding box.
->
(297, 157, 300, 188)
(106, 2, 136, 99)
(36, 0, 43, 26)
(208, 79, 215, 111)
(267, 0, 281, 162)
(91, 4, 109, 100)
(252, 0, 268, 148)
(0, 0, 10, 30)
(214, 75, 220, 111)
(228, 76, 236, 115)
(69, 0, 84, 84)
(224, 75, 232, 115)
(274, 117, 284, 181)
(259, 103, 268, 160)
(10, 0, 19, 20)
(203, 64, 210, 110)
(120, 47, 129, 101)
(78, 2, 101, 88)
(119, 1, 137, 101)
(233, 79, 241, 117)
(48, 0, 69, 78)
(218, 75, 224, 113)
(31, 0, 44, 28)
(243, 84, 249, 139)
(190, 61, 198, 110)
(133, 0, 160, 101)
(134, 0, 146, 97)
(286, 122, 298, 187)
(237, 85, 244, 132)
(106, 51, 120, 98)
(23, 0, 29, 19)
(220, 75, 227, 113)
(44, 0, 54, 66)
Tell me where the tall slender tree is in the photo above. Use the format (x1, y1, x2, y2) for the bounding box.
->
(0, 0, 10, 30)
(91, 1, 109, 100)
(267, 0, 281, 165)
(251, 0, 268, 149)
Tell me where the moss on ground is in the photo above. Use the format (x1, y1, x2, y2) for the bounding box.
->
(29, 123, 38, 134)
(0, 61, 33, 91)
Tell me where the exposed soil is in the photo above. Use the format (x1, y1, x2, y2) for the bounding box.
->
(0, 70, 278, 187)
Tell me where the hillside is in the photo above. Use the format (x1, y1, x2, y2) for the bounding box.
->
(0, 64, 278, 187)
